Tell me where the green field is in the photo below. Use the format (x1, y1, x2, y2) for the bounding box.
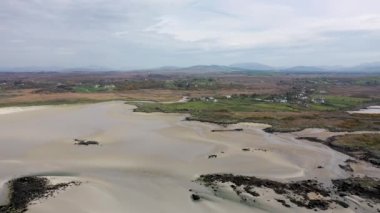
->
(74, 85, 115, 93)
(134, 97, 298, 113)
(163, 78, 219, 90)
(309, 96, 369, 111)
(133, 95, 380, 131)
(354, 77, 380, 86)
(135, 95, 372, 114)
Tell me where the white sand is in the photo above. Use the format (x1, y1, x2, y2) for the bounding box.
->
(0, 106, 47, 115)
(0, 101, 378, 212)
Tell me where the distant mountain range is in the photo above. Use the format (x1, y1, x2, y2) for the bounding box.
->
(166, 65, 248, 73)
(230, 62, 380, 73)
(1, 62, 380, 73)
(229, 63, 274, 71)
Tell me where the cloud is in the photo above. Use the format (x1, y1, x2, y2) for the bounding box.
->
(0, 0, 379, 67)
(146, 0, 380, 50)
(55, 47, 76, 55)
(9, 39, 25, 43)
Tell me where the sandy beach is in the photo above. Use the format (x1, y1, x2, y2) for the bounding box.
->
(0, 101, 379, 213)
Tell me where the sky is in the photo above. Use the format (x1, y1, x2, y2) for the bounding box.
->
(1, 0, 380, 69)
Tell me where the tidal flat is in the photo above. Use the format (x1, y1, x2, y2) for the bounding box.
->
(0, 101, 379, 213)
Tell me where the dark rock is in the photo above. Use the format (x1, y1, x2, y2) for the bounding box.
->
(208, 154, 217, 159)
(297, 137, 326, 143)
(197, 174, 380, 211)
(243, 186, 260, 197)
(263, 127, 275, 133)
(332, 177, 380, 201)
(211, 128, 243, 132)
(276, 199, 291, 207)
(306, 200, 330, 210)
(191, 194, 200, 201)
(339, 164, 354, 172)
(74, 139, 99, 146)
(369, 158, 380, 165)
(345, 159, 358, 164)
(197, 174, 331, 210)
(333, 200, 349, 208)
(0, 176, 80, 213)
(339, 192, 347, 197)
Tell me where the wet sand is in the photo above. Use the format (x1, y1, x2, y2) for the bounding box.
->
(0, 101, 379, 212)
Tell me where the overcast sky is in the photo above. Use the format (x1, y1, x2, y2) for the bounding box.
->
(1, 0, 380, 69)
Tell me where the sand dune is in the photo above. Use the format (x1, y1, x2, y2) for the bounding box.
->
(0, 101, 378, 212)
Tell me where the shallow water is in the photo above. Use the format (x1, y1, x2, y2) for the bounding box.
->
(348, 105, 380, 114)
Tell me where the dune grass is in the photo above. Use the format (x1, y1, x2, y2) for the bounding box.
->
(0, 99, 106, 108)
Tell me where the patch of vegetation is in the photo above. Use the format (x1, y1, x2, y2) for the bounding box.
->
(354, 77, 380, 86)
(134, 96, 299, 114)
(327, 133, 380, 166)
(135, 95, 374, 114)
(73, 84, 115, 93)
(316, 96, 369, 110)
(0, 99, 108, 108)
(115, 80, 165, 90)
(163, 78, 220, 90)
(132, 95, 380, 132)
(115, 78, 235, 91)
